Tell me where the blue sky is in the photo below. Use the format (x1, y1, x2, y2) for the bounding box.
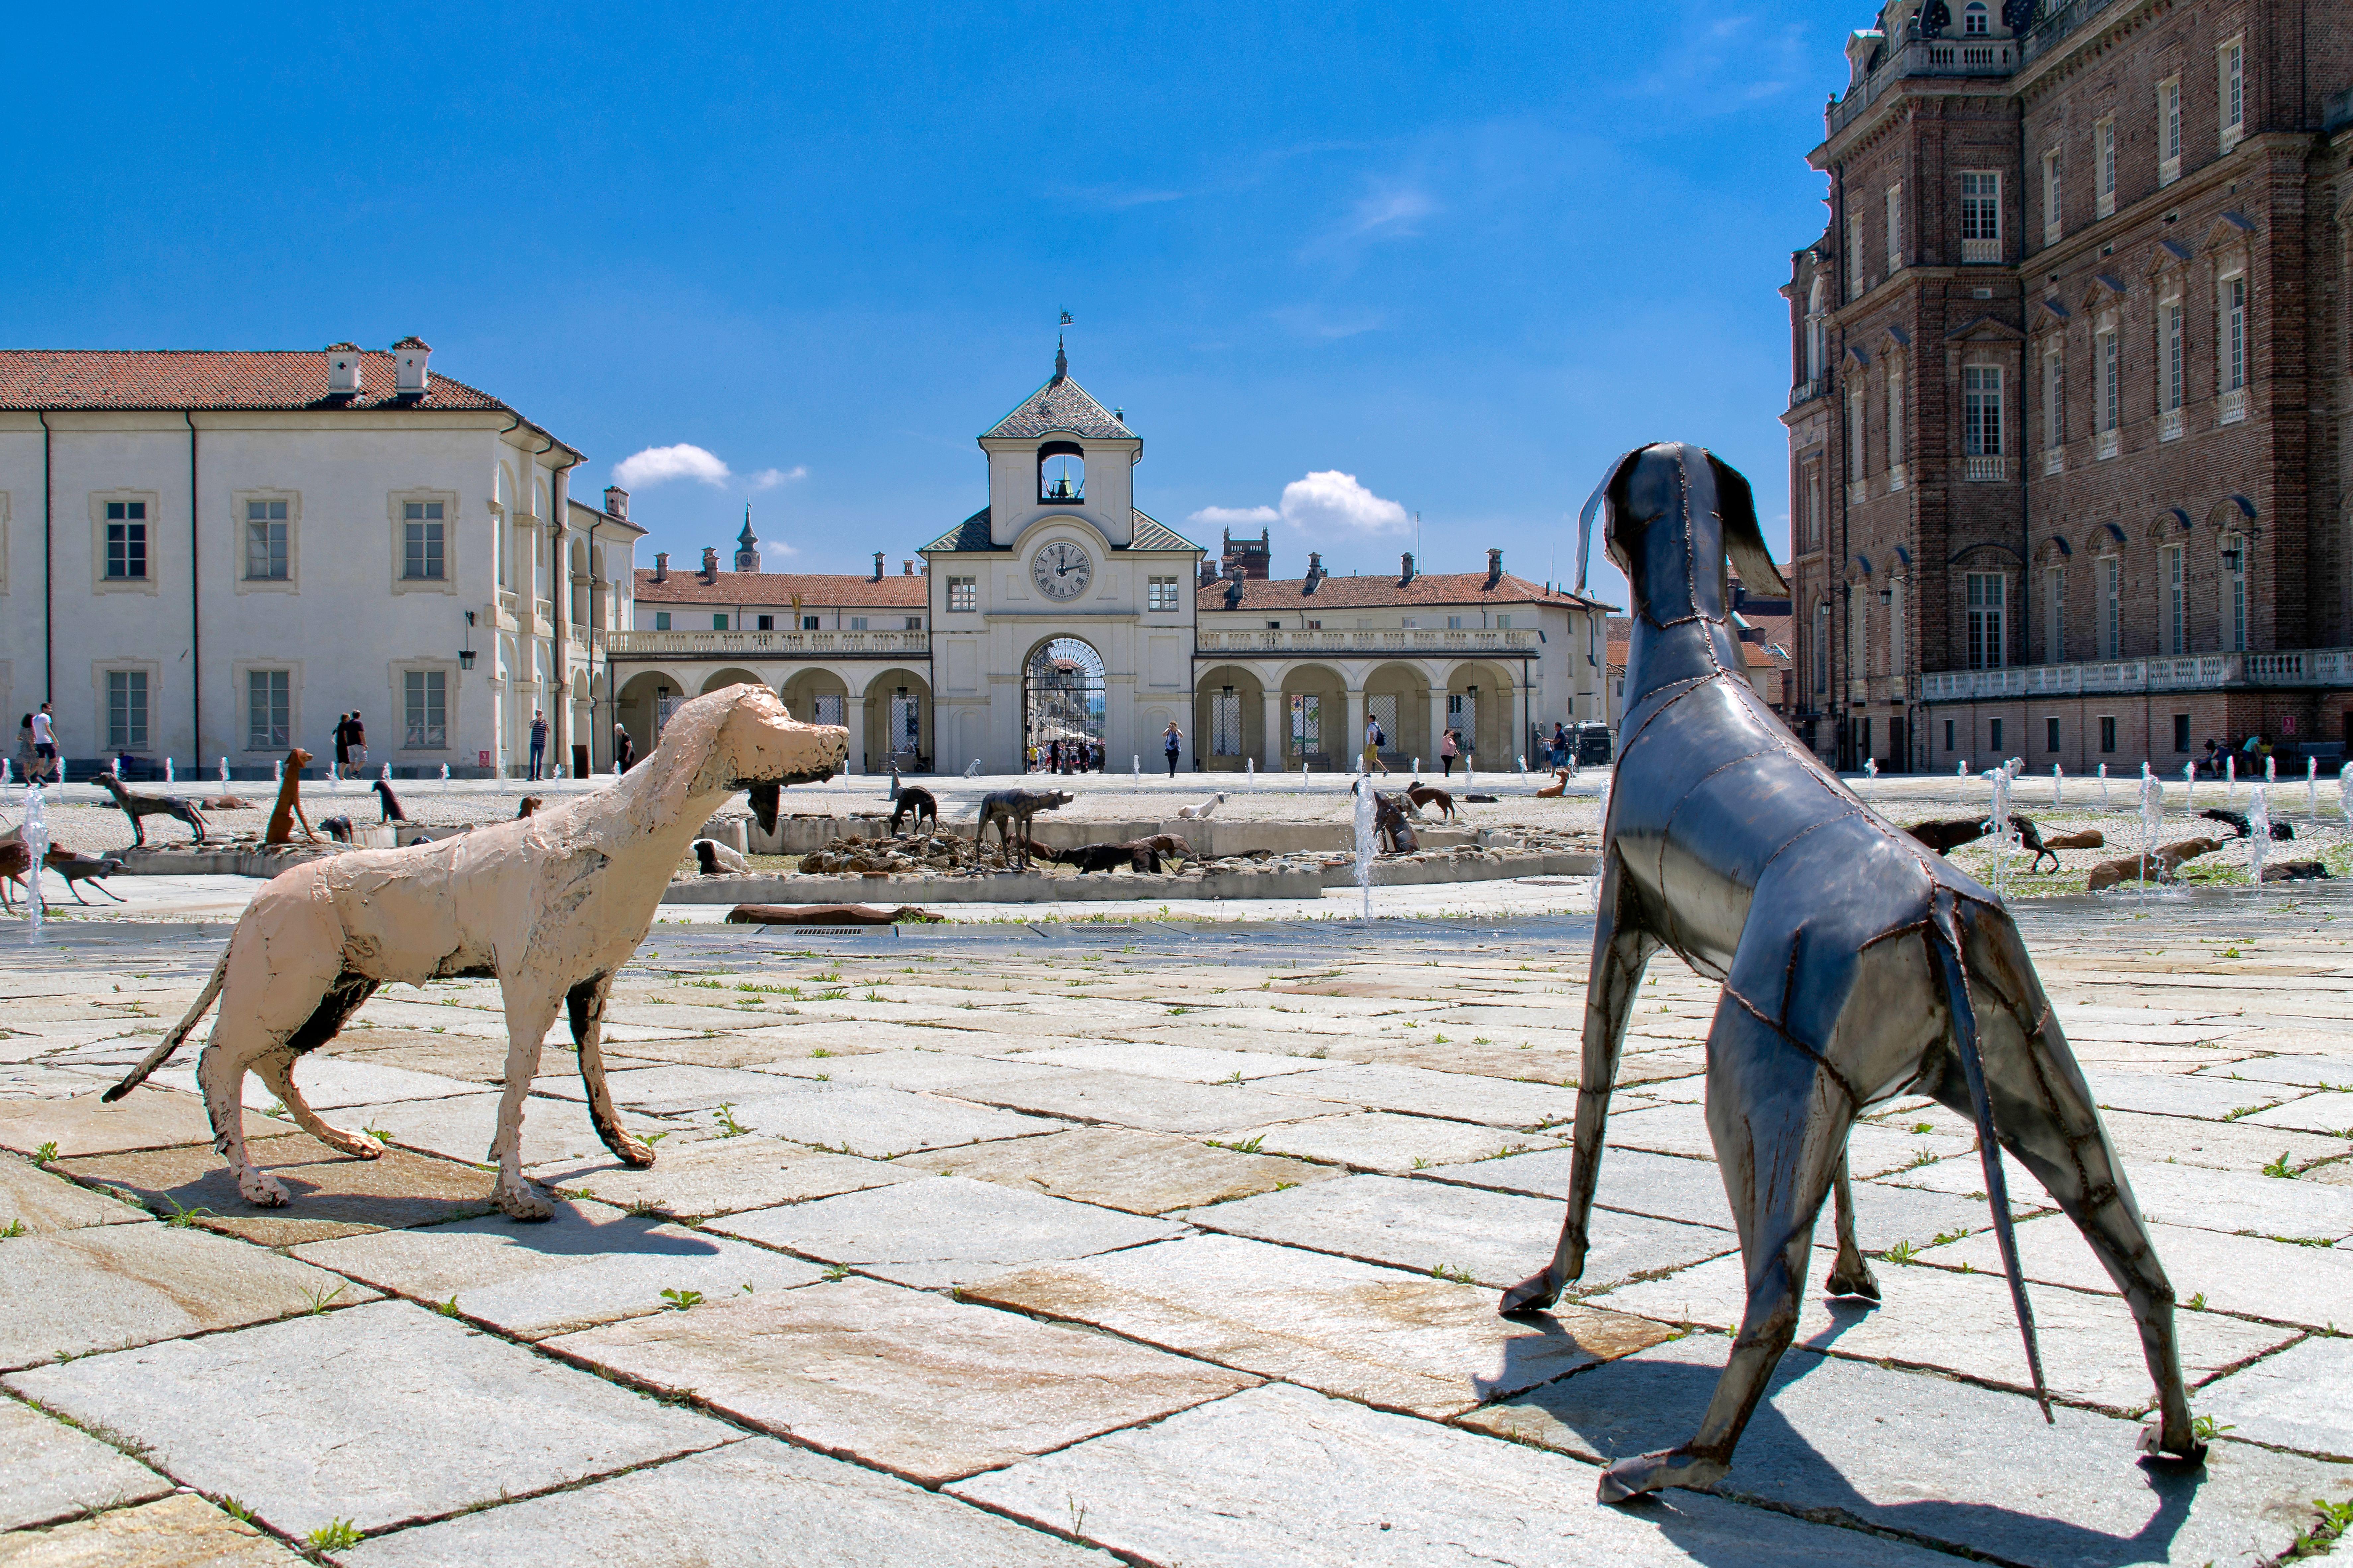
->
(10, 4, 1862, 606)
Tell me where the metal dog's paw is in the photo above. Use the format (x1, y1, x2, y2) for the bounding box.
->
(1498, 1269, 1561, 1317)
(493, 1179, 555, 1222)
(238, 1170, 291, 1208)
(1596, 1447, 1727, 1504)
(2137, 1422, 2208, 1465)
(1824, 1260, 1881, 1301)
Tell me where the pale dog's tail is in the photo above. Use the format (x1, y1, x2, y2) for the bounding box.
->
(103, 946, 230, 1102)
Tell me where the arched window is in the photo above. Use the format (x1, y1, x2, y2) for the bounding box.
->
(1037, 442, 1085, 503)
(2220, 533, 2248, 651)
(1806, 279, 1826, 383)
(1963, 1, 1989, 34)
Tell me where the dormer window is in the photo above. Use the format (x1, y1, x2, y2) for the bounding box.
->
(1037, 442, 1084, 503)
(1963, 1, 1988, 34)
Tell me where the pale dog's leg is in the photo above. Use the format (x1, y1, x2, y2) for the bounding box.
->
(250, 1048, 382, 1160)
(489, 983, 563, 1220)
(198, 1026, 291, 1206)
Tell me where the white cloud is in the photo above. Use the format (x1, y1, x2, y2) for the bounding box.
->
(1279, 470, 1410, 538)
(613, 446, 806, 492)
(1187, 504, 1280, 527)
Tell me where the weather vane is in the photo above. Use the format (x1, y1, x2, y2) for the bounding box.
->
(1060, 308, 1073, 326)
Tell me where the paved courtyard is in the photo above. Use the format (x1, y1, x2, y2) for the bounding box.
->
(3, 879, 2352, 1564)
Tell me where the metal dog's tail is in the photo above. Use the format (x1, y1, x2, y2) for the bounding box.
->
(103, 946, 230, 1103)
(1930, 891, 2053, 1422)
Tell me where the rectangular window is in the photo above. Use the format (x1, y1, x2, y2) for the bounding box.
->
(2041, 151, 2063, 243)
(2220, 38, 2244, 147)
(654, 612, 671, 630)
(2174, 713, 2192, 752)
(2099, 328, 2120, 432)
(713, 614, 729, 631)
(246, 669, 290, 751)
(756, 614, 774, 631)
(889, 693, 920, 754)
(1812, 602, 1829, 693)
(1288, 693, 1321, 755)
(2163, 545, 2185, 654)
(2096, 118, 2117, 218)
(104, 501, 148, 580)
(2101, 716, 2118, 753)
(1803, 461, 1823, 550)
(1966, 573, 2006, 670)
(244, 499, 288, 580)
(2043, 349, 2064, 448)
(2164, 301, 2185, 411)
(1446, 615, 1465, 630)
(1886, 372, 1905, 468)
(1990, 717, 2003, 752)
(1495, 614, 1511, 629)
(2102, 556, 2122, 658)
(1964, 366, 2002, 456)
(1885, 183, 1903, 269)
(2224, 276, 2247, 390)
(2159, 78, 2182, 181)
(1848, 392, 1866, 480)
(1886, 579, 1904, 678)
(810, 694, 845, 728)
(848, 616, 868, 631)
(1148, 576, 1179, 612)
(948, 576, 978, 612)
(2223, 535, 2248, 651)
(802, 616, 820, 631)
(1210, 689, 1242, 757)
(402, 501, 446, 580)
(905, 616, 923, 630)
(1848, 213, 1865, 295)
(2044, 565, 2065, 661)
(106, 670, 149, 751)
(1960, 171, 2001, 260)
(2046, 716, 2062, 753)
(402, 669, 447, 749)
(1945, 718, 1956, 752)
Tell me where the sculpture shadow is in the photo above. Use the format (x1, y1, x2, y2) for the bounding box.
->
(1496, 1340, 2205, 1567)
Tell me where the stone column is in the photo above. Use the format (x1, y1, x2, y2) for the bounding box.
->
(1344, 688, 1367, 772)
(1429, 687, 1451, 766)
(1261, 686, 1285, 774)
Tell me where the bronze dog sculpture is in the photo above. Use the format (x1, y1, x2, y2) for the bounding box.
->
(888, 776, 939, 838)
(1503, 443, 2201, 1500)
(1405, 781, 1458, 821)
(1909, 813, 2061, 874)
(93, 771, 210, 847)
(975, 788, 1072, 869)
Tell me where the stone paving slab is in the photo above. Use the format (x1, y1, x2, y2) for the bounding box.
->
(1882, 1150, 2340, 1235)
(0, 1224, 380, 1371)
(2195, 1336, 2353, 1458)
(1220, 1110, 1559, 1174)
(1463, 1332, 2352, 1568)
(5, 1301, 735, 1540)
(1922, 1214, 2353, 1330)
(1003, 1040, 1328, 1081)
(0, 1393, 172, 1532)
(151, 1056, 482, 1110)
(0, 1088, 293, 1159)
(0, 1154, 151, 1235)
(2097, 1108, 2351, 1174)
(2087, 1070, 2302, 1121)
(1590, 1247, 2294, 1409)
(721, 1081, 1068, 1156)
(2247, 1090, 2353, 1136)
(526, 1135, 914, 1219)
(949, 1381, 1964, 1568)
(752, 1048, 1080, 1092)
(337, 1089, 705, 1171)
(1599, 1100, 1977, 1178)
(0, 1492, 309, 1566)
(707, 1175, 1183, 1288)
(966, 1233, 1673, 1418)
(546, 1276, 1254, 1485)
(2199, 1054, 2353, 1087)
(58, 1134, 497, 1245)
(1179, 1173, 1734, 1292)
(895, 1126, 1340, 1213)
(337, 1439, 1117, 1567)
(944, 1068, 1337, 1135)
(1274, 1062, 1582, 1128)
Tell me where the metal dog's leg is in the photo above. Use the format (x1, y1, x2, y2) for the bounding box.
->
(1823, 1148, 1880, 1300)
(1597, 999, 1852, 1503)
(570, 973, 651, 1169)
(1503, 855, 1655, 1314)
(488, 983, 562, 1221)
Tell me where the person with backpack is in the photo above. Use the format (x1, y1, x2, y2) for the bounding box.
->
(1362, 713, 1388, 776)
(527, 710, 549, 782)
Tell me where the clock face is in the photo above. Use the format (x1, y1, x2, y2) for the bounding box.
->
(1031, 541, 1093, 601)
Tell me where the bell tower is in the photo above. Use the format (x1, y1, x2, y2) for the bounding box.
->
(977, 343, 1141, 548)
(734, 505, 761, 573)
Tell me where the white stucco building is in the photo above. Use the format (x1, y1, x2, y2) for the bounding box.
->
(0, 344, 637, 777)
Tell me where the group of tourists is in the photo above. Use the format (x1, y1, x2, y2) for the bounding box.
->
(13, 703, 59, 782)
(1028, 737, 1104, 774)
(1358, 718, 1471, 777)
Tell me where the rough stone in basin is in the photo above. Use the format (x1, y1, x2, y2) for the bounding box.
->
(0, 1393, 173, 1533)
(545, 1276, 1255, 1485)
(0, 1223, 381, 1372)
(965, 1233, 1672, 1418)
(0, 1493, 310, 1566)
(894, 1126, 1339, 1213)
(0, 1153, 152, 1235)
(1464, 1331, 2352, 1567)
(706, 1175, 1183, 1288)
(58, 1134, 497, 1246)
(948, 1381, 1966, 1568)
(3, 1300, 735, 1539)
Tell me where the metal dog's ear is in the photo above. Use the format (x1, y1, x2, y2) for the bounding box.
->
(1704, 451, 1789, 598)
(1574, 447, 1647, 595)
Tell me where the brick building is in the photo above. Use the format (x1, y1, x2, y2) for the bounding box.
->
(1784, 0, 2353, 773)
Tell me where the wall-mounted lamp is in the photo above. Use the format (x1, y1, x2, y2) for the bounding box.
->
(459, 610, 478, 671)
(2221, 549, 2244, 572)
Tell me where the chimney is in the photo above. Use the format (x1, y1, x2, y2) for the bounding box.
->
(902, 560, 913, 576)
(1486, 548, 1503, 588)
(700, 547, 719, 583)
(324, 343, 362, 395)
(872, 552, 885, 582)
(653, 551, 668, 583)
(390, 336, 431, 395)
(1304, 551, 1324, 593)
(604, 485, 629, 520)
(1400, 552, 1417, 584)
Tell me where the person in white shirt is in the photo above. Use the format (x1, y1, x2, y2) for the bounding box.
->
(30, 703, 57, 782)
(1361, 714, 1388, 776)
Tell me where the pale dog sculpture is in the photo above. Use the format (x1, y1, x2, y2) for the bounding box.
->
(106, 685, 845, 1220)
(1504, 443, 2202, 1500)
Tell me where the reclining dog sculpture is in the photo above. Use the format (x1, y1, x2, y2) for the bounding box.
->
(1503, 443, 2201, 1500)
(105, 685, 846, 1221)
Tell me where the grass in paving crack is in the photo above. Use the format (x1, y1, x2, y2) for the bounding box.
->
(0, 1218, 26, 1239)
(2283, 1497, 2353, 1559)
(218, 1495, 253, 1523)
(34, 1142, 58, 1164)
(1204, 1135, 1265, 1154)
(2264, 1151, 2300, 1179)
(823, 1264, 851, 1282)
(1430, 1264, 1477, 1285)
(660, 1287, 704, 1311)
(438, 1296, 461, 1317)
(158, 1195, 216, 1228)
(307, 1519, 363, 1552)
(301, 1283, 346, 1315)
(1883, 1239, 1919, 1264)
(2190, 1413, 2236, 1442)
(711, 1103, 750, 1138)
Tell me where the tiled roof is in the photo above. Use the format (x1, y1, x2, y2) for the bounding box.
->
(0, 348, 511, 414)
(982, 374, 1131, 440)
(566, 497, 646, 537)
(635, 569, 928, 608)
(923, 507, 1201, 554)
(1200, 571, 1605, 613)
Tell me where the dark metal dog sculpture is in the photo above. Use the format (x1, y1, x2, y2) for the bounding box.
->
(318, 815, 355, 844)
(2200, 806, 2292, 841)
(44, 848, 127, 902)
(373, 778, 410, 823)
(1503, 443, 2201, 1500)
(1405, 781, 1458, 821)
(889, 785, 939, 838)
(1351, 783, 1420, 854)
(94, 771, 210, 847)
(975, 789, 1072, 869)
(1908, 813, 2060, 874)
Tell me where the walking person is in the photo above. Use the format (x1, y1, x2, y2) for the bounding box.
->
(332, 713, 351, 781)
(1550, 721, 1570, 769)
(1163, 720, 1182, 777)
(614, 723, 635, 773)
(528, 710, 549, 782)
(348, 711, 366, 771)
(1361, 713, 1387, 776)
(30, 703, 58, 782)
(1439, 727, 1458, 778)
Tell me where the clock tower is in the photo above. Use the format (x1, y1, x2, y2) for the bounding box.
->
(920, 344, 1204, 773)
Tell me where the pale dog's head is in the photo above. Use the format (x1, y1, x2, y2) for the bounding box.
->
(650, 684, 846, 833)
